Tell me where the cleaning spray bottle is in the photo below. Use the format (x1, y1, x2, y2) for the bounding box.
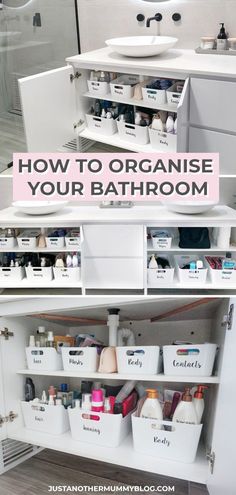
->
(193, 385, 208, 423)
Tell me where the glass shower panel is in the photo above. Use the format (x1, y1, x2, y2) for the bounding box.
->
(0, 0, 79, 173)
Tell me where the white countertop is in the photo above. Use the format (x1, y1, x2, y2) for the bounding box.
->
(66, 47, 236, 79)
(1, 205, 236, 228)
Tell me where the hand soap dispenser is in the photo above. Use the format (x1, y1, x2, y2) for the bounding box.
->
(217, 23, 227, 50)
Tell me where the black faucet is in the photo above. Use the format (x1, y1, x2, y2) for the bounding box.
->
(33, 13, 42, 27)
(146, 13, 162, 27)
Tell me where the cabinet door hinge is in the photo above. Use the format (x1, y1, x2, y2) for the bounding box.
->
(206, 450, 215, 474)
(0, 411, 18, 427)
(70, 71, 82, 83)
(0, 327, 14, 340)
(222, 303, 234, 330)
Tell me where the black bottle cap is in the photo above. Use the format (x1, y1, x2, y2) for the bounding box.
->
(108, 308, 120, 315)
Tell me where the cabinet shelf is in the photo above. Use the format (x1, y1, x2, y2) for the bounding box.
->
(147, 239, 236, 252)
(0, 247, 81, 253)
(80, 128, 156, 152)
(17, 369, 220, 383)
(83, 91, 178, 113)
(9, 429, 208, 484)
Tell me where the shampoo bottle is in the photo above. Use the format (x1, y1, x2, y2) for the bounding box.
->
(172, 388, 198, 425)
(193, 385, 208, 423)
(140, 389, 163, 425)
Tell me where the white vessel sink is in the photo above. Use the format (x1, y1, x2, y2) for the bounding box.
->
(162, 201, 218, 215)
(12, 201, 69, 216)
(0, 32, 21, 47)
(105, 36, 178, 57)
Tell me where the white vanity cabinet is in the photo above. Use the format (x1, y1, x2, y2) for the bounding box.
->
(18, 47, 236, 174)
(0, 296, 235, 495)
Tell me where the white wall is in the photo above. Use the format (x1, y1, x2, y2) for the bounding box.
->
(77, 0, 236, 52)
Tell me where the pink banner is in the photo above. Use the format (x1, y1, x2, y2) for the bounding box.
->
(13, 152, 219, 202)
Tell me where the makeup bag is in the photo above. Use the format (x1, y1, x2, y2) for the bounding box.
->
(178, 228, 211, 249)
(98, 346, 118, 373)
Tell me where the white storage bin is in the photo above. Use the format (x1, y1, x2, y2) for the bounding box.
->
(205, 257, 236, 286)
(117, 120, 149, 145)
(110, 74, 140, 99)
(26, 346, 63, 371)
(69, 408, 131, 447)
(132, 413, 202, 463)
(150, 230, 172, 250)
(46, 234, 65, 249)
(53, 267, 81, 283)
(65, 232, 81, 249)
(21, 401, 69, 435)
(116, 346, 160, 374)
(0, 266, 25, 281)
(86, 114, 117, 136)
(62, 347, 99, 372)
(163, 343, 217, 377)
(26, 266, 53, 282)
(17, 229, 40, 249)
(0, 235, 16, 249)
(142, 84, 166, 105)
(166, 83, 183, 107)
(87, 80, 109, 96)
(147, 257, 174, 288)
(175, 255, 207, 285)
(149, 128, 177, 152)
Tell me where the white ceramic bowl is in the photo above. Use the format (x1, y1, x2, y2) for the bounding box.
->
(162, 201, 218, 215)
(12, 201, 69, 216)
(105, 36, 178, 58)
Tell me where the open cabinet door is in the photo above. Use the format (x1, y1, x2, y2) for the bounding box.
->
(207, 298, 236, 495)
(0, 330, 7, 441)
(177, 78, 189, 152)
(19, 66, 77, 152)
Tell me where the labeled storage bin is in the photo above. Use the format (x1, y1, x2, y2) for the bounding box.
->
(149, 128, 177, 152)
(175, 255, 207, 285)
(26, 346, 63, 371)
(62, 347, 99, 372)
(65, 231, 81, 249)
(46, 234, 65, 249)
(142, 83, 166, 105)
(110, 74, 140, 99)
(21, 401, 69, 435)
(0, 235, 16, 249)
(0, 266, 25, 281)
(69, 408, 132, 447)
(26, 266, 53, 282)
(116, 346, 161, 374)
(147, 257, 174, 288)
(150, 230, 172, 250)
(163, 343, 217, 377)
(166, 82, 183, 107)
(53, 267, 81, 283)
(87, 80, 109, 96)
(117, 120, 149, 145)
(132, 413, 202, 463)
(86, 113, 117, 136)
(205, 257, 236, 286)
(17, 229, 40, 249)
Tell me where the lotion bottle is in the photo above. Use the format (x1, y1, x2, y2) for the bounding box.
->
(149, 254, 158, 269)
(172, 388, 198, 425)
(193, 385, 208, 423)
(140, 389, 163, 425)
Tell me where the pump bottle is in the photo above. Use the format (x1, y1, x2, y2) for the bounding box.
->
(217, 23, 227, 50)
(140, 389, 163, 426)
(172, 388, 198, 425)
(193, 385, 208, 423)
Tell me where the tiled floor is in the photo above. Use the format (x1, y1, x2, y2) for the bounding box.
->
(0, 449, 209, 495)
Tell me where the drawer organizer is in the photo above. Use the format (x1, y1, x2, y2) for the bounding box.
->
(147, 257, 175, 288)
(142, 81, 166, 105)
(117, 120, 149, 145)
(116, 346, 161, 375)
(26, 347, 63, 371)
(0, 235, 16, 249)
(148, 128, 177, 152)
(68, 408, 132, 447)
(65, 231, 81, 248)
(53, 267, 81, 283)
(17, 230, 40, 249)
(86, 113, 117, 136)
(163, 343, 217, 377)
(62, 347, 99, 372)
(205, 257, 236, 285)
(150, 230, 172, 250)
(175, 255, 208, 285)
(132, 413, 202, 463)
(26, 266, 53, 282)
(21, 401, 69, 435)
(87, 79, 109, 96)
(0, 266, 25, 281)
(110, 74, 140, 99)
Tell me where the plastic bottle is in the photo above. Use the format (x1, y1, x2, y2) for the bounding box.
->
(46, 331, 56, 348)
(29, 335, 36, 347)
(37, 326, 47, 347)
(193, 385, 208, 423)
(140, 389, 163, 425)
(217, 23, 227, 50)
(166, 115, 174, 133)
(72, 253, 79, 268)
(149, 254, 158, 269)
(115, 380, 137, 404)
(81, 393, 92, 411)
(174, 117, 178, 135)
(25, 378, 35, 402)
(91, 389, 104, 412)
(172, 388, 198, 425)
(222, 252, 236, 270)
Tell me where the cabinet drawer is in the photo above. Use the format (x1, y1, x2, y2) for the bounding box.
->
(189, 127, 236, 175)
(83, 225, 143, 257)
(190, 78, 236, 132)
(84, 258, 144, 289)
